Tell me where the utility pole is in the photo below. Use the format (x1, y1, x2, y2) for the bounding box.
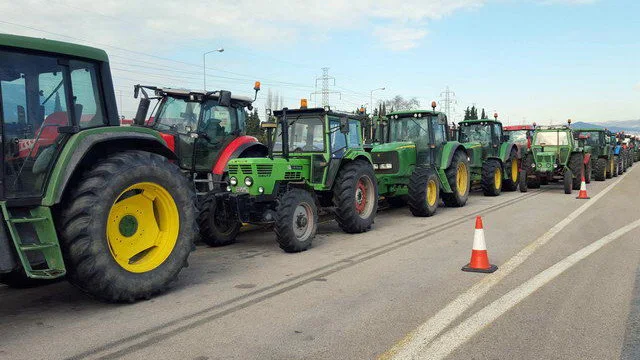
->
(203, 48, 224, 90)
(439, 86, 457, 120)
(310, 67, 341, 107)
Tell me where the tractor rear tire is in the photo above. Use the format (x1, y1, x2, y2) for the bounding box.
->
(481, 159, 503, 197)
(518, 170, 528, 193)
(198, 190, 241, 247)
(593, 158, 607, 181)
(568, 153, 584, 190)
(502, 150, 519, 191)
(616, 155, 623, 175)
(333, 160, 378, 233)
(584, 160, 592, 184)
(441, 151, 470, 207)
(274, 189, 317, 253)
(408, 168, 440, 217)
(58, 151, 196, 302)
(564, 169, 573, 194)
(606, 157, 614, 179)
(387, 196, 408, 208)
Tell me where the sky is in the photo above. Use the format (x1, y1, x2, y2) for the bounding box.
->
(0, 0, 638, 125)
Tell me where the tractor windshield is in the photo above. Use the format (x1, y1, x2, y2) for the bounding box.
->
(534, 131, 569, 146)
(154, 97, 242, 136)
(458, 123, 491, 143)
(273, 116, 325, 152)
(575, 131, 602, 146)
(506, 130, 529, 143)
(154, 97, 201, 133)
(388, 116, 430, 146)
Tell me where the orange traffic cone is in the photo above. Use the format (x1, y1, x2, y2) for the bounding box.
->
(462, 216, 498, 273)
(576, 175, 590, 199)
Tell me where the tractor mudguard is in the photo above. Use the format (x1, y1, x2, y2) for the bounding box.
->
(212, 136, 267, 176)
(0, 217, 18, 273)
(499, 143, 519, 162)
(440, 142, 467, 170)
(43, 128, 175, 206)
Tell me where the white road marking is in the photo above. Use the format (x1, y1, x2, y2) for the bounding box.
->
(418, 217, 640, 360)
(383, 168, 633, 360)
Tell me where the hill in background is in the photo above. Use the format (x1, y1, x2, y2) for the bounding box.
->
(571, 120, 640, 134)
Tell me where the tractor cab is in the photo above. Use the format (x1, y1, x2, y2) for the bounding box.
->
(457, 118, 507, 159)
(504, 125, 535, 149)
(133, 83, 267, 194)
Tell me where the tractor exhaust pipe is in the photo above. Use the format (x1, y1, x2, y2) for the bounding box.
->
(281, 108, 289, 160)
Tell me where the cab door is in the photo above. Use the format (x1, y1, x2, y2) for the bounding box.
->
(490, 123, 502, 157)
(193, 103, 241, 172)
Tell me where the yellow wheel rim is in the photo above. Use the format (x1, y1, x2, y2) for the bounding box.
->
(495, 167, 502, 189)
(426, 179, 437, 206)
(511, 159, 519, 181)
(456, 162, 468, 195)
(106, 182, 179, 273)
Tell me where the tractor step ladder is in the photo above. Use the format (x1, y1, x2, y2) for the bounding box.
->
(193, 173, 215, 196)
(1, 204, 66, 279)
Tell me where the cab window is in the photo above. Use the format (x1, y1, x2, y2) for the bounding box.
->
(70, 61, 106, 128)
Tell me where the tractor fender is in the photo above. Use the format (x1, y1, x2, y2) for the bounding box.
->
(43, 130, 176, 206)
(327, 154, 373, 190)
(499, 142, 519, 162)
(211, 136, 266, 176)
(440, 142, 467, 169)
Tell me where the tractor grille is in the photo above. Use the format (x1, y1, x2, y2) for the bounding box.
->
(228, 164, 238, 175)
(372, 151, 399, 174)
(284, 171, 302, 180)
(256, 164, 273, 177)
(239, 164, 253, 175)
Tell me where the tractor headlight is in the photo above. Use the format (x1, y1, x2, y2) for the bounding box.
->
(531, 163, 536, 168)
(244, 176, 253, 186)
(553, 163, 558, 168)
(379, 163, 393, 170)
(226, 186, 231, 192)
(258, 186, 265, 194)
(373, 164, 379, 169)
(230, 177, 238, 186)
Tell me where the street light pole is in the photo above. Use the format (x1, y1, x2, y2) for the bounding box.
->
(203, 48, 224, 90)
(370, 87, 385, 114)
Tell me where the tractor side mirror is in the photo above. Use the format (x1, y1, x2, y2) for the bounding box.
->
(134, 98, 151, 126)
(218, 90, 232, 107)
(340, 117, 349, 134)
(17, 105, 25, 124)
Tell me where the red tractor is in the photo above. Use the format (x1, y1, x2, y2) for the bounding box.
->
(504, 124, 535, 150)
(132, 83, 268, 245)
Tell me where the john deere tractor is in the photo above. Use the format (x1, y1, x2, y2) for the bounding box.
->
(370, 104, 470, 216)
(456, 115, 521, 196)
(132, 84, 268, 246)
(212, 104, 377, 252)
(573, 128, 615, 181)
(520, 123, 589, 194)
(0, 34, 196, 301)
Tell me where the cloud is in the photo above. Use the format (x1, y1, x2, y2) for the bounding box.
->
(635, 82, 640, 91)
(373, 25, 428, 51)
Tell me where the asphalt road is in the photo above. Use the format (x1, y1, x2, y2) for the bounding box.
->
(1, 165, 639, 360)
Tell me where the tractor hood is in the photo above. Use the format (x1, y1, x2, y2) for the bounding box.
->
(371, 141, 416, 176)
(227, 157, 310, 196)
(531, 147, 561, 172)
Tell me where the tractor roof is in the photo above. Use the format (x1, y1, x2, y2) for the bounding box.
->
(573, 127, 605, 132)
(158, 87, 253, 103)
(387, 109, 443, 117)
(535, 125, 571, 131)
(273, 107, 361, 118)
(0, 33, 108, 62)
(504, 125, 534, 131)
(459, 119, 502, 125)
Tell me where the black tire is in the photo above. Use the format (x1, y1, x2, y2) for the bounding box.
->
(441, 151, 470, 207)
(274, 189, 317, 253)
(622, 152, 628, 172)
(518, 169, 528, 192)
(568, 153, 584, 190)
(333, 160, 378, 233)
(198, 190, 241, 247)
(564, 169, 573, 194)
(616, 155, 623, 175)
(593, 158, 607, 181)
(606, 157, 614, 179)
(408, 168, 440, 217)
(584, 160, 592, 184)
(387, 195, 408, 208)
(481, 159, 503, 197)
(58, 151, 196, 302)
(503, 150, 519, 191)
(0, 268, 58, 288)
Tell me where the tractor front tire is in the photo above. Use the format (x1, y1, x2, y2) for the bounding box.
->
(408, 168, 440, 217)
(564, 169, 573, 194)
(518, 170, 528, 193)
(198, 190, 241, 247)
(441, 151, 470, 207)
(333, 160, 378, 233)
(58, 151, 196, 302)
(481, 159, 503, 197)
(593, 158, 607, 181)
(568, 153, 584, 190)
(503, 150, 519, 191)
(606, 157, 614, 179)
(274, 189, 317, 253)
(616, 155, 623, 175)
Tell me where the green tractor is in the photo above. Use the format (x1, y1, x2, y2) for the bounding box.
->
(212, 104, 378, 252)
(520, 123, 589, 194)
(573, 128, 616, 181)
(0, 34, 196, 301)
(456, 114, 521, 196)
(370, 105, 470, 216)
